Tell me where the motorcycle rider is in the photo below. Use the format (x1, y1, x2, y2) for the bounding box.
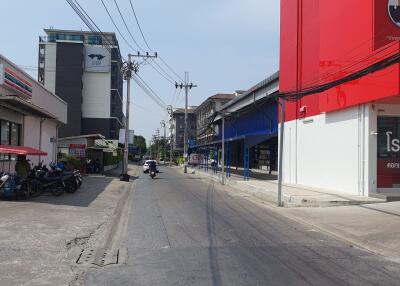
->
(148, 161, 157, 175)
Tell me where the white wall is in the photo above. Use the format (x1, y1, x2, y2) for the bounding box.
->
(23, 116, 57, 165)
(81, 72, 111, 119)
(44, 43, 57, 94)
(280, 105, 370, 195)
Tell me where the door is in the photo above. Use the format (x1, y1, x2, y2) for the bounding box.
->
(377, 116, 400, 190)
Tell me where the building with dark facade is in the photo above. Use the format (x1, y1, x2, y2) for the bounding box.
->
(38, 29, 123, 139)
(172, 107, 197, 154)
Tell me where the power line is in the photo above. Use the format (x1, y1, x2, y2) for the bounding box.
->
(102, 0, 176, 86)
(133, 76, 166, 110)
(280, 51, 400, 100)
(127, 0, 185, 82)
(112, 0, 144, 52)
(136, 74, 168, 107)
(99, 0, 138, 54)
(69, 0, 114, 53)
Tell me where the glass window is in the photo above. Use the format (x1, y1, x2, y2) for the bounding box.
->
(10, 123, 19, 146)
(1, 121, 10, 145)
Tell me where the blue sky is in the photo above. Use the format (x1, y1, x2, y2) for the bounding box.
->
(0, 0, 280, 143)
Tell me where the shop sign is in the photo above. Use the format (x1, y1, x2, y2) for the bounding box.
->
(0, 64, 33, 98)
(388, 0, 400, 27)
(377, 117, 400, 188)
(84, 46, 111, 73)
(374, 0, 400, 50)
(69, 144, 86, 158)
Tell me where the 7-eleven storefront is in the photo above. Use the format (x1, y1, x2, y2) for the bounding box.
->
(280, 0, 400, 197)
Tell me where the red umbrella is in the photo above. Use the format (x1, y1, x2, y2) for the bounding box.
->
(0, 145, 47, 156)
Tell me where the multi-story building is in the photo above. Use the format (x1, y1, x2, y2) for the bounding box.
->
(172, 107, 197, 154)
(38, 29, 124, 139)
(280, 0, 400, 197)
(195, 93, 237, 146)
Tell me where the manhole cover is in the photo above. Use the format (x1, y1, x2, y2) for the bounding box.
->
(76, 248, 120, 267)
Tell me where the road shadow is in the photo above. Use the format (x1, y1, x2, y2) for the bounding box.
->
(28, 176, 114, 207)
(206, 181, 222, 286)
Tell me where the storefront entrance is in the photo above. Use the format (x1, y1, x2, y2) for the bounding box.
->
(377, 116, 400, 191)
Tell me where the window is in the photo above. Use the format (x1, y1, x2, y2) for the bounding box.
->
(1, 121, 10, 145)
(0, 120, 21, 146)
(10, 123, 20, 146)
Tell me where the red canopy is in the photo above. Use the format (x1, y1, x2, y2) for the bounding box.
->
(0, 145, 47, 156)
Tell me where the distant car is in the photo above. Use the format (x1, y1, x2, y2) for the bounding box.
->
(143, 160, 159, 173)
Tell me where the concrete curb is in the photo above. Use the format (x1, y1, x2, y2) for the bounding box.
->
(186, 167, 384, 208)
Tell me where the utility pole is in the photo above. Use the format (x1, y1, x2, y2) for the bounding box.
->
(277, 97, 286, 207)
(156, 128, 160, 161)
(221, 111, 225, 185)
(176, 72, 197, 174)
(161, 120, 166, 164)
(167, 105, 173, 166)
(121, 54, 133, 181)
(120, 52, 157, 182)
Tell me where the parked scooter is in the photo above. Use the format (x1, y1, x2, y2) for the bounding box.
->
(47, 163, 82, 193)
(29, 164, 67, 196)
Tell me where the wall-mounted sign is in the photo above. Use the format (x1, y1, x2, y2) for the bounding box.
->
(388, 0, 400, 27)
(69, 144, 86, 158)
(377, 117, 400, 188)
(0, 64, 33, 98)
(84, 46, 111, 73)
(119, 129, 134, 145)
(374, 0, 400, 50)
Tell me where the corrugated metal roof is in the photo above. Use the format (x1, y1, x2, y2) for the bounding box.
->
(221, 71, 279, 111)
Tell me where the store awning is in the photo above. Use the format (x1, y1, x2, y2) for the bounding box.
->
(0, 145, 47, 156)
(0, 96, 56, 119)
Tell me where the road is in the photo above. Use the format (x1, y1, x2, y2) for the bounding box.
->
(84, 166, 400, 286)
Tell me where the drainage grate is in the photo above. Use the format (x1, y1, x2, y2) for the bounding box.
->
(76, 248, 120, 267)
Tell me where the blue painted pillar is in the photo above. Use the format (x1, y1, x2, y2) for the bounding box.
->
(244, 140, 250, 181)
(227, 142, 231, 177)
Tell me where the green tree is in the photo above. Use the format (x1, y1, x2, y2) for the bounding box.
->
(134, 135, 147, 156)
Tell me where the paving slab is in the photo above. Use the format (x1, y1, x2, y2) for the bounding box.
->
(0, 165, 138, 286)
(186, 167, 385, 207)
(281, 202, 400, 259)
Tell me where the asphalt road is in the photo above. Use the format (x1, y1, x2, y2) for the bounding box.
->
(85, 166, 400, 286)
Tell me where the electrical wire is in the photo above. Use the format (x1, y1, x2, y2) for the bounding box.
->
(280, 51, 400, 100)
(135, 74, 168, 107)
(104, 0, 178, 86)
(127, 0, 185, 82)
(133, 76, 166, 110)
(99, 0, 138, 54)
(112, 0, 144, 52)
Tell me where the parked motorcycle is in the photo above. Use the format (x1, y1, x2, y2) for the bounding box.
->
(28, 163, 67, 196)
(47, 163, 82, 193)
(0, 173, 30, 200)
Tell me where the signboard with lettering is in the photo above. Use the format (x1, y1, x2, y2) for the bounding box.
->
(0, 64, 32, 98)
(374, 0, 400, 50)
(84, 46, 111, 73)
(69, 144, 86, 158)
(377, 116, 400, 188)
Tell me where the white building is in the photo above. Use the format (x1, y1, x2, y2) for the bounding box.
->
(0, 54, 67, 170)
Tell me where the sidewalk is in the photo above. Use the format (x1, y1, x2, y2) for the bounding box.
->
(0, 165, 138, 286)
(187, 166, 385, 207)
(281, 202, 400, 259)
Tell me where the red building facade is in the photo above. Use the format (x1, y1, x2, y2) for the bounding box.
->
(280, 0, 400, 196)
